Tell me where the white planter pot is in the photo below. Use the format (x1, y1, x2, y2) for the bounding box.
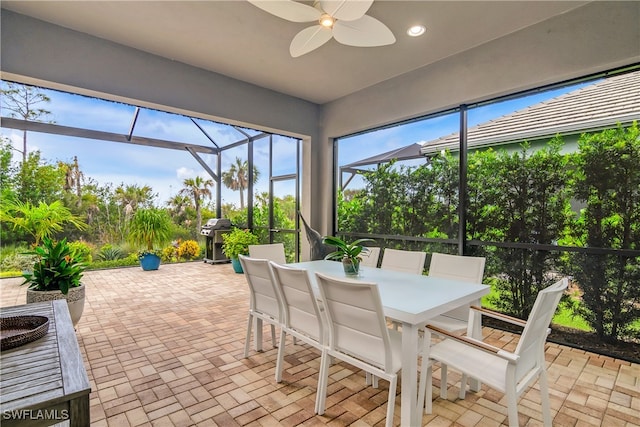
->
(26, 283, 86, 326)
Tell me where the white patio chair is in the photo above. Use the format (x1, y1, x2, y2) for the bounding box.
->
(238, 255, 283, 357)
(425, 252, 486, 399)
(427, 253, 486, 332)
(315, 272, 403, 427)
(269, 262, 326, 412)
(359, 246, 381, 268)
(421, 278, 568, 426)
(249, 243, 286, 264)
(380, 248, 426, 275)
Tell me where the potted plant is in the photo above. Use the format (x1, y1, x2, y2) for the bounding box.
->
(128, 208, 173, 271)
(222, 228, 259, 273)
(22, 237, 87, 326)
(322, 236, 374, 276)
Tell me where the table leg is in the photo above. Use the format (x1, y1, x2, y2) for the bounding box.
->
(400, 322, 420, 426)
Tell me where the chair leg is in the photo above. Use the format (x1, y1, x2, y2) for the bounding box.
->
(418, 359, 432, 414)
(243, 314, 253, 358)
(316, 350, 331, 415)
(440, 364, 448, 399)
(459, 373, 467, 399)
(385, 375, 397, 427)
(506, 385, 519, 427)
(275, 330, 287, 383)
(269, 324, 276, 348)
(539, 370, 552, 426)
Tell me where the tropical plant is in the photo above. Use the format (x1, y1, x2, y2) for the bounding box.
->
(0, 199, 88, 246)
(21, 237, 86, 295)
(179, 176, 213, 233)
(127, 207, 173, 253)
(222, 157, 259, 209)
(322, 235, 374, 266)
(221, 228, 259, 259)
(97, 244, 126, 261)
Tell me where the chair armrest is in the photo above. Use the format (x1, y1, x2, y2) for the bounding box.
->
(470, 305, 527, 328)
(425, 323, 519, 362)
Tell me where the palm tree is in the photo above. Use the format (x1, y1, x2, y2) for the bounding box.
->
(179, 176, 213, 232)
(222, 157, 259, 209)
(0, 199, 87, 246)
(114, 184, 154, 218)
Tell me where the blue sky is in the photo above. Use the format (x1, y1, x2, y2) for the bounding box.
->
(1, 82, 581, 206)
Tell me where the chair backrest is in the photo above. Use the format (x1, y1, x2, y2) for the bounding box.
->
(315, 272, 392, 372)
(249, 243, 286, 264)
(238, 255, 282, 321)
(514, 278, 568, 376)
(428, 252, 485, 284)
(270, 262, 324, 342)
(380, 248, 426, 275)
(359, 247, 381, 268)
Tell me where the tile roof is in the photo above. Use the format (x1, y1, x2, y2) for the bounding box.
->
(421, 70, 640, 155)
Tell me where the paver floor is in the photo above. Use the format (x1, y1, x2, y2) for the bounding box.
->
(1, 262, 638, 426)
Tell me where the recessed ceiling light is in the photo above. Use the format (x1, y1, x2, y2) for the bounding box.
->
(407, 25, 426, 37)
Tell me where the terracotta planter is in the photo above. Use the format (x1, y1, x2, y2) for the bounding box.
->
(26, 283, 85, 326)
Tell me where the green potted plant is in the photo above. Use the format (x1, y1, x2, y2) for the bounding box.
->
(222, 228, 259, 273)
(322, 236, 374, 276)
(127, 208, 173, 271)
(22, 237, 87, 326)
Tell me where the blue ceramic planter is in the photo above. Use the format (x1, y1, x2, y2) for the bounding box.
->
(231, 257, 243, 273)
(140, 253, 161, 271)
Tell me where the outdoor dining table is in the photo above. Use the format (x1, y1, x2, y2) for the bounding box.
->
(289, 260, 490, 427)
(0, 300, 91, 427)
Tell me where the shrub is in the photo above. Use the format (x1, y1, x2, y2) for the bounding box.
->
(161, 244, 178, 262)
(177, 240, 200, 260)
(68, 240, 94, 263)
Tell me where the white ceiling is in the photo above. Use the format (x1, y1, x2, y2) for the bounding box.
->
(1, 1, 588, 104)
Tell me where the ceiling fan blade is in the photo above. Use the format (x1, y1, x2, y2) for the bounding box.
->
(290, 25, 333, 57)
(247, 0, 320, 23)
(320, 0, 373, 21)
(333, 15, 395, 47)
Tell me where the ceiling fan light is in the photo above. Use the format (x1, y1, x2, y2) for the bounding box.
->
(407, 25, 426, 37)
(319, 14, 335, 28)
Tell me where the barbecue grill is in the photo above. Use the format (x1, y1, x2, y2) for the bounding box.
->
(201, 218, 232, 263)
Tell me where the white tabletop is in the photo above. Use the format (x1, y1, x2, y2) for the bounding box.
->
(290, 259, 490, 426)
(290, 260, 489, 325)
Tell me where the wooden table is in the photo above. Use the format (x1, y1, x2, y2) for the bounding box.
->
(1, 300, 91, 427)
(289, 260, 490, 427)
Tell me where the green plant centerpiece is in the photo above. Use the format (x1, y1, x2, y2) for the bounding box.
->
(127, 207, 173, 271)
(322, 236, 374, 276)
(222, 228, 259, 273)
(22, 237, 87, 325)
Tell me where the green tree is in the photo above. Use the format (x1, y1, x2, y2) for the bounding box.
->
(179, 176, 213, 233)
(0, 82, 53, 163)
(0, 199, 87, 246)
(469, 140, 571, 318)
(15, 151, 65, 205)
(222, 157, 259, 209)
(571, 123, 640, 342)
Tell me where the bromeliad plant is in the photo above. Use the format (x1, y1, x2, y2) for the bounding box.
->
(21, 237, 86, 295)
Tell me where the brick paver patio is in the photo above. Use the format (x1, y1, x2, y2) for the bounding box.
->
(1, 262, 638, 426)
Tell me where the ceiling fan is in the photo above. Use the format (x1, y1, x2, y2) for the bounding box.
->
(248, 0, 396, 57)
